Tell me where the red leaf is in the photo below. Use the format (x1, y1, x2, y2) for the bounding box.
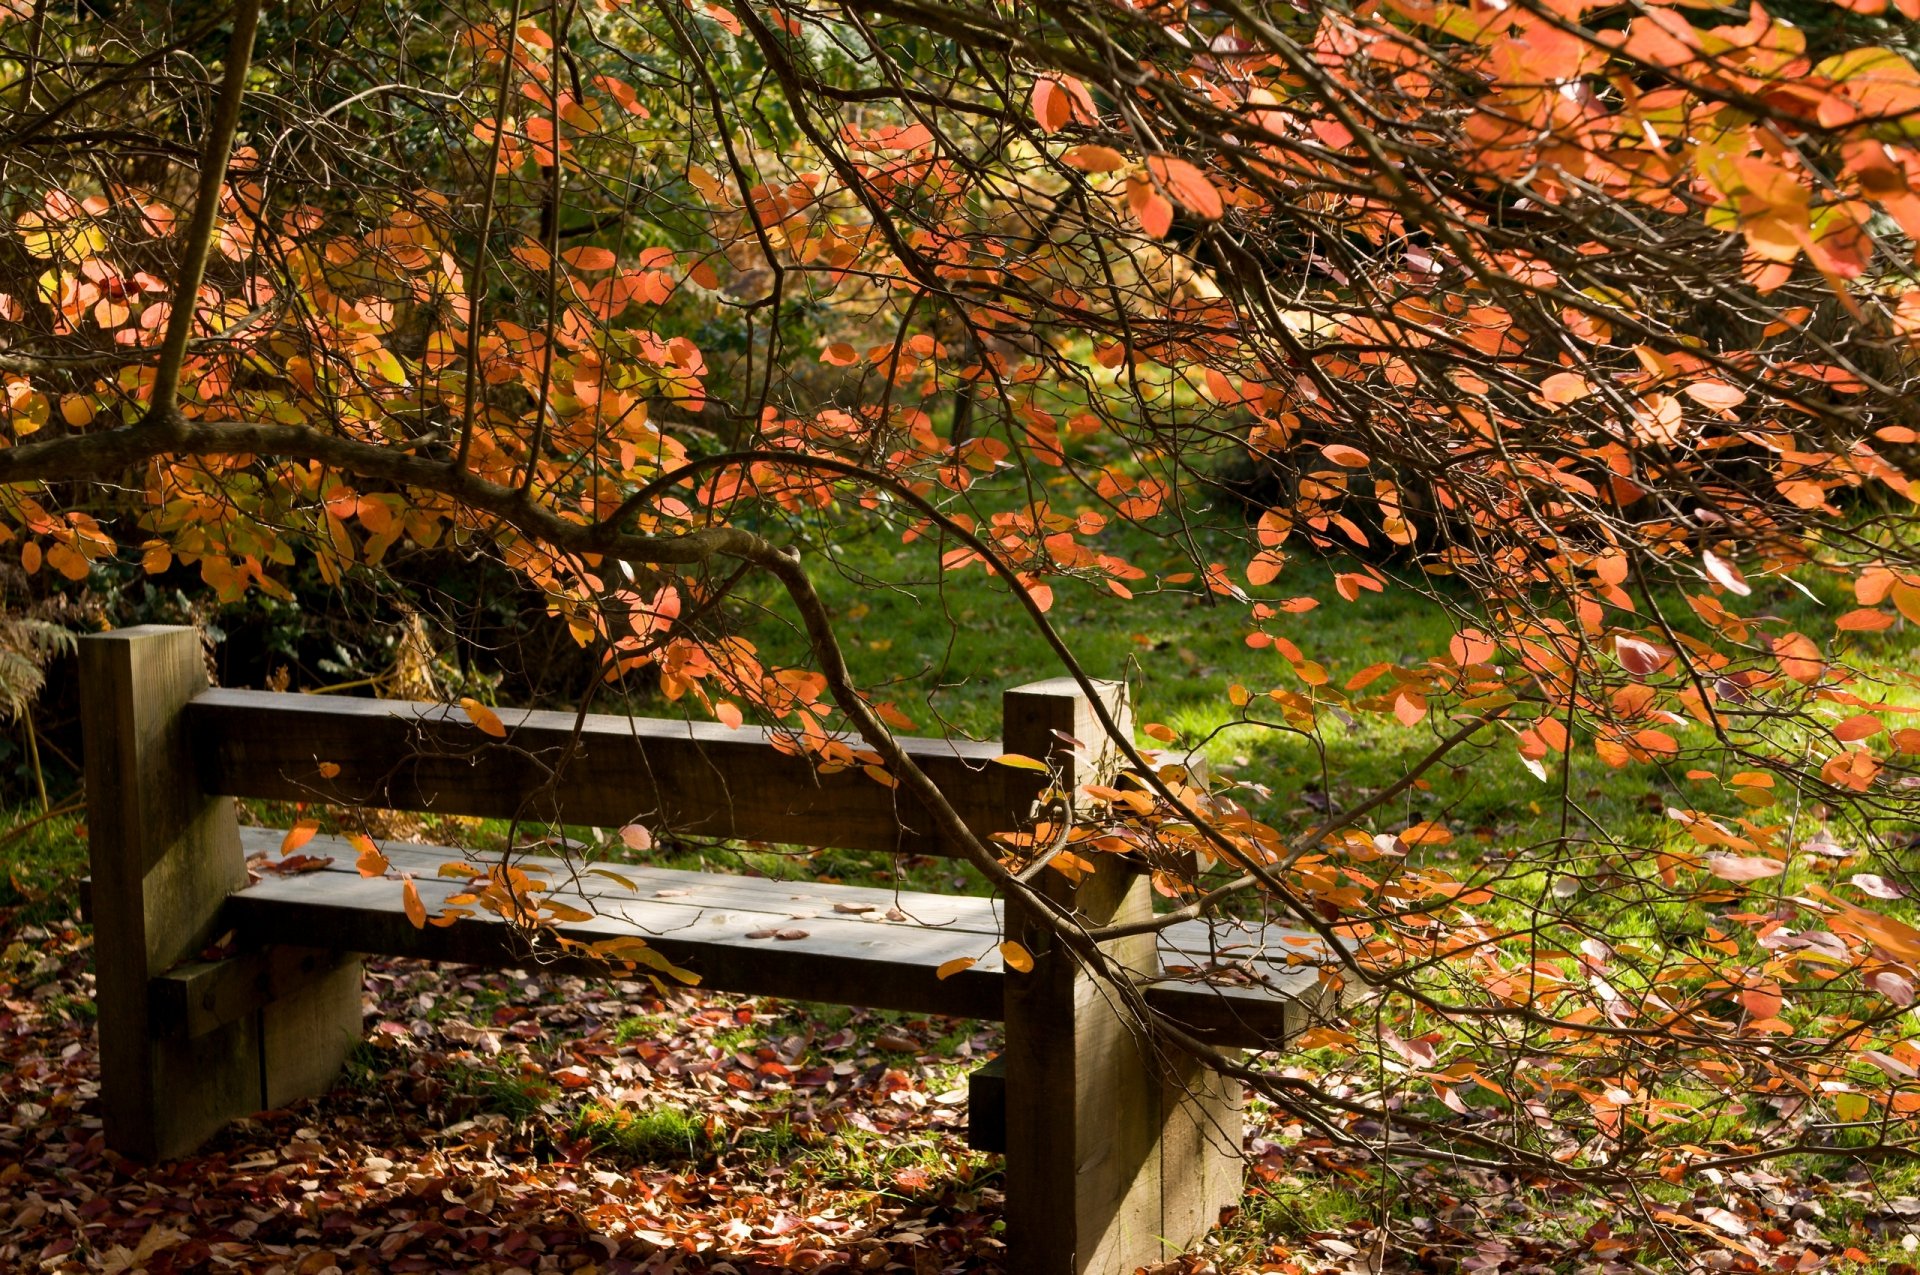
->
(1614, 635, 1671, 678)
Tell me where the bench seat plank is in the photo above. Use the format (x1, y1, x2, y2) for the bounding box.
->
(222, 829, 1331, 1048)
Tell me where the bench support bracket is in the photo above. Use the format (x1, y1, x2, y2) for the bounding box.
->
(82, 627, 363, 1159)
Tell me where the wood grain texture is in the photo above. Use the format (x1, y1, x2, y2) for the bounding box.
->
(214, 830, 1322, 1049)
(226, 856, 1011, 1021)
(190, 689, 1024, 857)
(1000, 678, 1180, 1275)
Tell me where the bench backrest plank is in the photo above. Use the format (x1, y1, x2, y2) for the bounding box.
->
(188, 688, 1033, 856)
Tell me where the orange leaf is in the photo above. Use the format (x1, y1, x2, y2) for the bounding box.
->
(1031, 76, 1092, 133)
(351, 834, 390, 878)
(561, 246, 617, 271)
(317, 761, 342, 779)
(620, 823, 654, 851)
(1684, 379, 1745, 411)
(1893, 582, 1920, 626)
(936, 956, 977, 980)
(1142, 722, 1177, 743)
(999, 940, 1035, 973)
(1835, 714, 1884, 742)
(1129, 179, 1173, 238)
(1540, 372, 1591, 404)
(1320, 443, 1369, 468)
(402, 876, 426, 929)
(281, 820, 318, 855)
(1449, 628, 1496, 667)
(1706, 856, 1784, 882)
(1145, 155, 1223, 220)
(715, 700, 744, 729)
(993, 753, 1051, 772)
(1837, 608, 1893, 632)
(1062, 145, 1128, 172)
(460, 697, 507, 738)
(1773, 632, 1824, 684)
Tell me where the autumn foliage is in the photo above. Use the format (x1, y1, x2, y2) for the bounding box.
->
(4, 0, 1920, 1200)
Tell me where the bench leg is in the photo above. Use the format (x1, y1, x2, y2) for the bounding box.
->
(262, 952, 365, 1109)
(82, 627, 363, 1158)
(1003, 864, 1243, 1274)
(999, 678, 1243, 1273)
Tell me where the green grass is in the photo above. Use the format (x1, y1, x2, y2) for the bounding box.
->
(570, 1102, 712, 1162)
(444, 1059, 557, 1125)
(0, 809, 88, 929)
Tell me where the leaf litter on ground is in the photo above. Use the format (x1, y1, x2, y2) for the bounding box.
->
(2, 899, 1917, 1273)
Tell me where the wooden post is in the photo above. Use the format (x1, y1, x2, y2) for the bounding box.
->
(82, 626, 362, 1158)
(1000, 678, 1242, 1274)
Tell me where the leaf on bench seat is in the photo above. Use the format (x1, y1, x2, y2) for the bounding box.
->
(350, 834, 389, 878)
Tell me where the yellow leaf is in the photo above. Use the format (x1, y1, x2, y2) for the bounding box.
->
(993, 753, 1051, 772)
(1000, 940, 1035, 973)
(936, 956, 977, 981)
(460, 696, 507, 738)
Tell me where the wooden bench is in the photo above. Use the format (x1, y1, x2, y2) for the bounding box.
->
(80, 624, 1325, 1274)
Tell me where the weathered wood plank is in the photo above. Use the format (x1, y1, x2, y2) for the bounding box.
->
(193, 690, 1035, 858)
(1000, 677, 1183, 1275)
(224, 828, 1324, 1052)
(225, 868, 1012, 1021)
(81, 628, 263, 1159)
(153, 946, 355, 1041)
(237, 828, 1007, 934)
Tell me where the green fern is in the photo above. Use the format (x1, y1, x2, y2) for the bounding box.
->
(0, 617, 75, 722)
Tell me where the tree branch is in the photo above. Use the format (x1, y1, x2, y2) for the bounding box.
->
(149, 0, 265, 417)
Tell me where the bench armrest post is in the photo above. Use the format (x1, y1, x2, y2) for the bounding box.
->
(999, 677, 1242, 1274)
(83, 626, 259, 1158)
(82, 625, 363, 1158)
